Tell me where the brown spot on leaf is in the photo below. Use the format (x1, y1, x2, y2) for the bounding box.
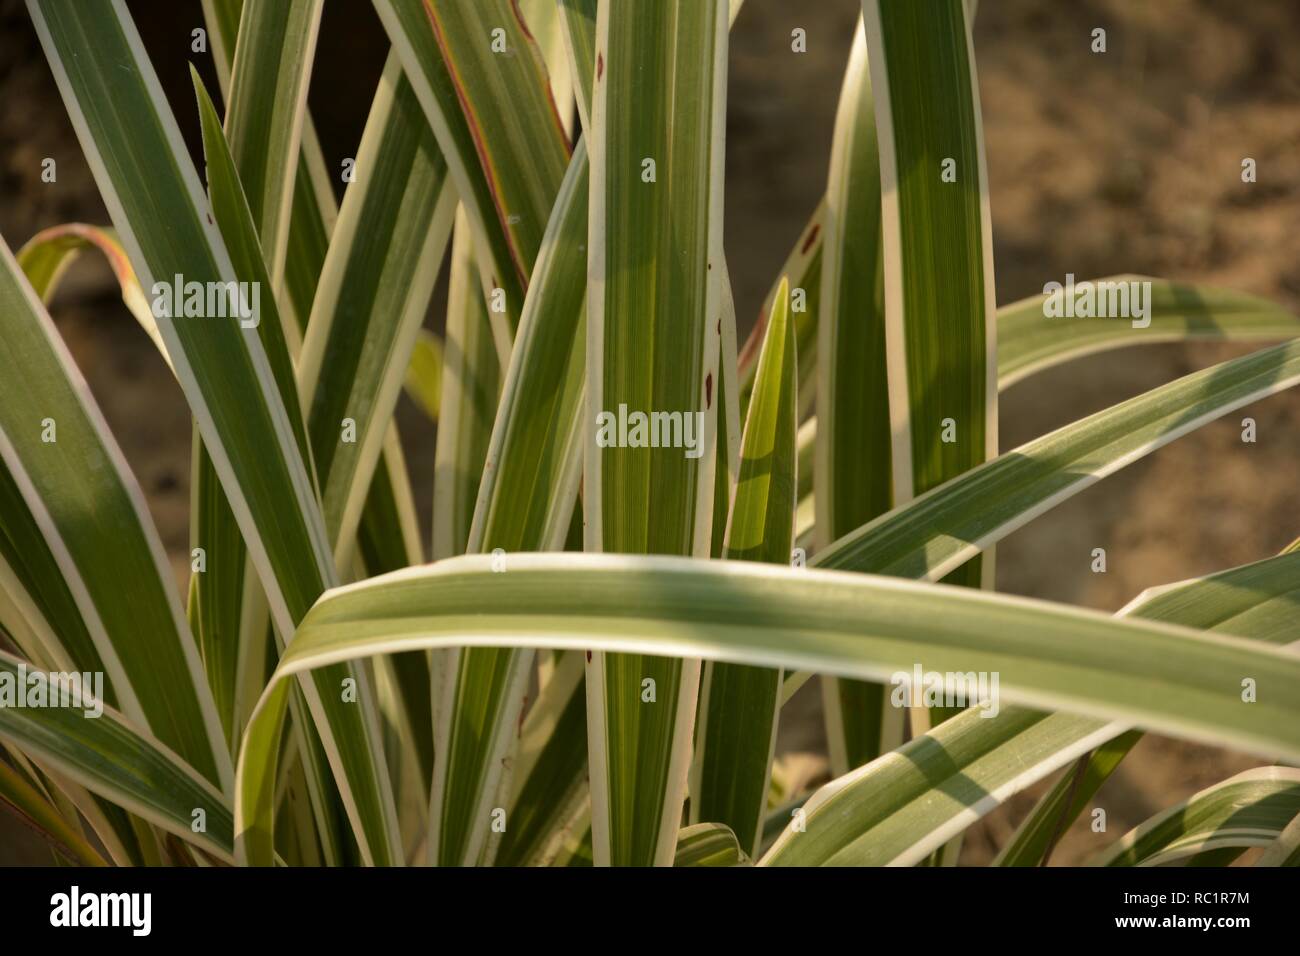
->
(800, 223, 821, 255)
(586, 650, 592, 663)
(705, 372, 713, 408)
(596, 53, 603, 81)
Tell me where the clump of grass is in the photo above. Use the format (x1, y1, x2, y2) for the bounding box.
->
(0, 0, 1297, 868)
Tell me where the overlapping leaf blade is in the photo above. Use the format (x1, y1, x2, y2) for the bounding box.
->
(998, 548, 1300, 866)
(998, 278, 1300, 388)
(430, 211, 501, 564)
(816, 338, 1300, 581)
(423, 0, 570, 287)
(691, 279, 797, 857)
(373, 0, 527, 350)
(0, 237, 230, 792)
(296, 52, 456, 560)
(760, 550, 1300, 865)
(673, 823, 750, 867)
(232, 550, 1300, 863)
(491, 0, 753, 865)
(28, 0, 399, 865)
(789, 276, 1300, 524)
(222, 0, 323, 296)
(398, 0, 578, 868)
(0, 649, 234, 862)
(815, 17, 896, 775)
(0, 756, 107, 866)
(429, 151, 588, 867)
(201, 0, 337, 330)
(1092, 768, 1300, 867)
(584, 0, 729, 867)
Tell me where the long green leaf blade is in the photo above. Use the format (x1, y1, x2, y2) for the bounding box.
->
(222, 0, 322, 293)
(192, 69, 313, 473)
(201, 0, 337, 331)
(997, 278, 1300, 388)
(431, 211, 501, 563)
(0, 756, 107, 866)
(297, 52, 456, 558)
(424, 0, 570, 285)
(28, 0, 399, 864)
(401, 0, 577, 870)
(870, 0, 997, 745)
(373, 0, 526, 349)
(0, 649, 234, 862)
(740, 203, 824, 418)
(691, 278, 797, 856)
(233, 551, 1300, 860)
(865, 0, 997, 505)
(0, 237, 231, 791)
(1092, 768, 1300, 867)
(816, 338, 1300, 580)
(431, 149, 587, 866)
(815, 18, 895, 775)
(760, 550, 1300, 865)
(191, 67, 320, 761)
(997, 548, 1300, 866)
(195, 70, 360, 866)
(492, 4, 752, 864)
(299, 559, 1300, 765)
(585, 0, 729, 867)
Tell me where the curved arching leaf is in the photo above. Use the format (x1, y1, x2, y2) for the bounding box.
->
(234, 553, 1300, 863)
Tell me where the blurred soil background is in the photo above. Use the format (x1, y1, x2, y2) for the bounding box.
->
(2, 0, 1298, 864)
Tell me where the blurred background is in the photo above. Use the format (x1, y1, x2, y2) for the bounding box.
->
(2, 0, 1298, 864)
